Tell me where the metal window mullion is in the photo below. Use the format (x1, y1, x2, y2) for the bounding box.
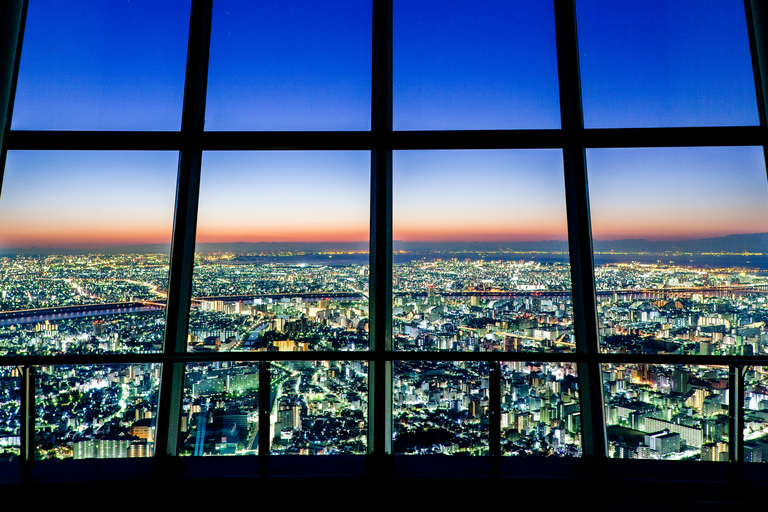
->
(155, 0, 212, 462)
(745, 0, 768, 131)
(745, 0, 768, 475)
(19, 365, 34, 478)
(743, 5, 768, 289)
(554, 0, 606, 459)
(368, 0, 393, 464)
(728, 365, 744, 467)
(0, 0, 26, 199)
(0, 0, 27, 474)
(489, 361, 501, 460)
(259, 361, 271, 464)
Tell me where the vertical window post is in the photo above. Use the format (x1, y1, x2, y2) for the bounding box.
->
(0, 0, 25, 194)
(369, 0, 393, 465)
(554, 0, 606, 459)
(155, 0, 212, 463)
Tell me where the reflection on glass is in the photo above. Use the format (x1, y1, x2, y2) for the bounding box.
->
(35, 364, 160, 460)
(393, 150, 572, 352)
(206, 0, 371, 130)
(180, 362, 261, 456)
(394, 0, 560, 130)
(588, 147, 768, 356)
(270, 361, 367, 455)
(189, 152, 370, 352)
(393, 361, 489, 455)
(0, 367, 20, 459)
(501, 361, 581, 457)
(13, 0, 190, 130)
(743, 367, 768, 462)
(577, 0, 758, 128)
(603, 364, 729, 460)
(0, 151, 178, 356)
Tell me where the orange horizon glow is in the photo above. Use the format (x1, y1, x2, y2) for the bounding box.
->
(392, 228, 568, 243)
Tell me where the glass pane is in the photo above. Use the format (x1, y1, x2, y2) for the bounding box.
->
(577, 0, 758, 128)
(393, 150, 573, 352)
(180, 362, 261, 456)
(588, 147, 768, 356)
(189, 151, 370, 352)
(0, 151, 177, 356)
(0, 367, 20, 459)
(393, 361, 489, 455)
(744, 366, 768, 462)
(35, 364, 161, 460)
(603, 363, 729, 461)
(394, 0, 560, 130)
(270, 361, 367, 455)
(501, 361, 581, 457)
(12, 0, 190, 130)
(206, 0, 371, 130)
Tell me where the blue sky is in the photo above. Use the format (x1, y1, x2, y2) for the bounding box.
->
(577, 0, 758, 127)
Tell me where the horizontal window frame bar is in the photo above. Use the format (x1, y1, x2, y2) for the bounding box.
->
(2, 350, 768, 366)
(4, 126, 764, 151)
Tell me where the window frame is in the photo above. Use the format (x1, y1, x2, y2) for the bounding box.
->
(0, 0, 766, 481)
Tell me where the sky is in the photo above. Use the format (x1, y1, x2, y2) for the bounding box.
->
(2, 0, 766, 249)
(393, 150, 567, 242)
(394, 0, 560, 130)
(197, 151, 370, 243)
(577, 0, 758, 128)
(587, 146, 768, 241)
(0, 151, 178, 248)
(12, 0, 190, 131)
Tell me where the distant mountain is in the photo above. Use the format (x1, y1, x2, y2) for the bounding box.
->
(1, 233, 767, 256)
(592, 233, 768, 254)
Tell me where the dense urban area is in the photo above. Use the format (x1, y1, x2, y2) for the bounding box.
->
(1, 251, 768, 461)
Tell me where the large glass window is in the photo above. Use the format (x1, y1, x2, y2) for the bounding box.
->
(392, 150, 573, 353)
(35, 364, 161, 460)
(393, 0, 560, 130)
(0, 151, 177, 356)
(394, 361, 490, 455)
(12, 0, 190, 130)
(587, 147, 768, 356)
(577, 0, 759, 127)
(270, 360, 367, 455)
(604, 363, 729, 460)
(1, 0, 767, 481)
(205, 0, 372, 130)
(191, 151, 370, 353)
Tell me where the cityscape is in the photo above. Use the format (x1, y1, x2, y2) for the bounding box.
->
(1, 3, 767, 511)
(1, 246, 768, 461)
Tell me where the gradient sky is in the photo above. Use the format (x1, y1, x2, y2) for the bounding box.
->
(0, 151, 177, 248)
(197, 151, 369, 243)
(3, 2, 767, 249)
(394, 150, 567, 242)
(588, 146, 768, 240)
